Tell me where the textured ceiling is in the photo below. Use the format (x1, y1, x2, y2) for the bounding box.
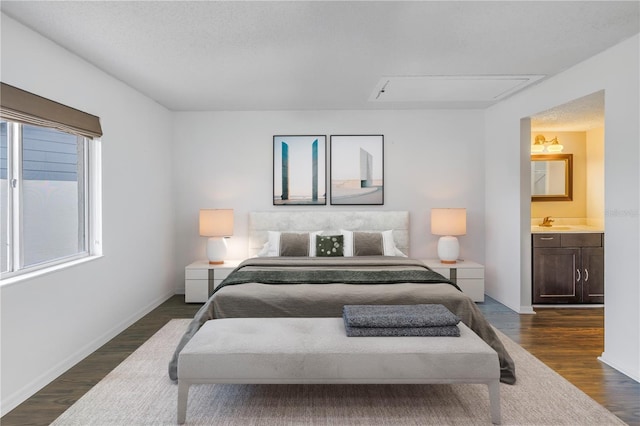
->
(1, 1, 638, 117)
(531, 91, 605, 132)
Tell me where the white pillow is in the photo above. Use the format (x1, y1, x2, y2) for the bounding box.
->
(256, 242, 270, 257)
(266, 231, 323, 257)
(341, 229, 355, 256)
(393, 246, 408, 257)
(340, 229, 406, 257)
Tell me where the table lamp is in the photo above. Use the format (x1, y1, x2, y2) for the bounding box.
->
(431, 208, 466, 264)
(199, 209, 234, 264)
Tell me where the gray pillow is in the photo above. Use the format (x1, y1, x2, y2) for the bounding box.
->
(353, 231, 384, 256)
(279, 232, 310, 256)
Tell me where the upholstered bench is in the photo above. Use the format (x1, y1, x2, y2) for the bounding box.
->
(177, 317, 501, 424)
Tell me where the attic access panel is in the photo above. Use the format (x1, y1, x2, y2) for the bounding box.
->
(369, 75, 544, 103)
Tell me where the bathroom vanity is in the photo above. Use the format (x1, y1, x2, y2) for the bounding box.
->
(532, 230, 604, 304)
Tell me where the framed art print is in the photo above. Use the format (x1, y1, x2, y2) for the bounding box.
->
(330, 135, 384, 205)
(273, 135, 326, 205)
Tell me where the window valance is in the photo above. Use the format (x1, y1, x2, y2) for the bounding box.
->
(0, 82, 102, 139)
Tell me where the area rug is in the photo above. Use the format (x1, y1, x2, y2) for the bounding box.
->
(51, 319, 624, 425)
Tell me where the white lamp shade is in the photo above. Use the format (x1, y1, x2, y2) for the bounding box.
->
(546, 142, 564, 153)
(199, 209, 234, 237)
(530, 143, 545, 153)
(431, 208, 466, 236)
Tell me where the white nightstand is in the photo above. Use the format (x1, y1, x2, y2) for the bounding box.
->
(184, 260, 242, 303)
(421, 259, 485, 302)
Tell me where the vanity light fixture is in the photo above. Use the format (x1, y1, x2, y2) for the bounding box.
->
(532, 135, 563, 153)
(545, 137, 564, 153)
(431, 208, 467, 264)
(531, 136, 546, 153)
(199, 209, 234, 264)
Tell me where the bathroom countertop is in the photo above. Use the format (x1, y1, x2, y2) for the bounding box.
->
(531, 225, 604, 233)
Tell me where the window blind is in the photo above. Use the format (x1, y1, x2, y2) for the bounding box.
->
(0, 82, 102, 139)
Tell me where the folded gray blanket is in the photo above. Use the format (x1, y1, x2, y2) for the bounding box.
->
(344, 323, 460, 337)
(343, 304, 460, 328)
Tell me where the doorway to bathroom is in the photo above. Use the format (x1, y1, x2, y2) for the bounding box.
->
(528, 91, 605, 306)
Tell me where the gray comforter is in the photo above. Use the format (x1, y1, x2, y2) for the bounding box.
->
(168, 256, 516, 384)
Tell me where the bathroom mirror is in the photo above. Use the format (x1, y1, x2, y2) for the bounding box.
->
(531, 154, 573, 201)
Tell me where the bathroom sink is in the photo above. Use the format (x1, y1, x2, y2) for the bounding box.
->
(532, 226, 573, 231)
(531, 224, 604, 233)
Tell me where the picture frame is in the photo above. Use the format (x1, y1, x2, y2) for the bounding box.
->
(273, 135, 326, 205)
(330, 135, 384, 205)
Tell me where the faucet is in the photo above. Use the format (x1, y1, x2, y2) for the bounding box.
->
(539, 216, 554, 227)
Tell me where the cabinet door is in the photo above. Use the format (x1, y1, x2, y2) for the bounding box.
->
(533, 248, 581, 304)
(582, 247, 604, 303)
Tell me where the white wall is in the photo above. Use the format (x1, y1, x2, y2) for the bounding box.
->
(171, 109, 486, 288)
(485, 34, 640, 381)
(0, 14, 177, 413)
(586, 127, 605, 229)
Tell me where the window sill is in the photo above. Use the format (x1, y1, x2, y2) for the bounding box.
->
(0, 255, 104, 288)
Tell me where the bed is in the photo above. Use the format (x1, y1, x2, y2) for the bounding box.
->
(169, 211, 516, 384)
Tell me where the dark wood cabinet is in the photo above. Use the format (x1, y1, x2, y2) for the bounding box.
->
(532, 233, 604, 304)
(581, 247, 604, 303)
(533, 247, 581, 303)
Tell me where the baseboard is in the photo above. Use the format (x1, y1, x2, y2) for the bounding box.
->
(598, 352, 640, 383)
(534, 304, 604, 309)
(518, 306, 536, 314)
(1, 290, 175, 415)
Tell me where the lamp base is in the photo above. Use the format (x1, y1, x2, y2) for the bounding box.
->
(206, 237, 228, 264)
(440, 259, 457, 264)
(437, 236, 460, 264)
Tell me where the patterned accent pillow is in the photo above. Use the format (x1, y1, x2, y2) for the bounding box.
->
(316, 235, 344, 257)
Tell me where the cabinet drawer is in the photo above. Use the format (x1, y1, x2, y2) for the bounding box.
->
(185, 279, 211, 303)
(457, 279, 485, 302)
(429, 268, 450, 279)
(185, 268, 208, 279)
(215, 268, 234, 280)
(561, 233, 602, 247)
(457, 268, 484, 279)
(532, 234, 561, 247)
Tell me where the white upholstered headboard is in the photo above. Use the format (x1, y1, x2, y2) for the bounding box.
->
(248, 211, 409, 257)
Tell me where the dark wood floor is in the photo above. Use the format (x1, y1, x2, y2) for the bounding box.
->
(478, 301, 639, 425)
(2, 296, 639, 425)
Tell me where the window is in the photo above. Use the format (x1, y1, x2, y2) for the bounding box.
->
(1, 83, 102, 279)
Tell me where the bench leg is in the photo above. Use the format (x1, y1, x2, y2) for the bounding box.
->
(177, 380, 190, 424)
(488, 380, 501, 425)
